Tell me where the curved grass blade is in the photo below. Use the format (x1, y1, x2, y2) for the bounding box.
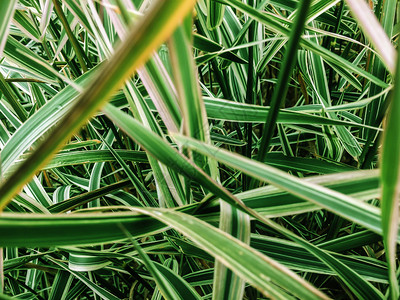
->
(123, 80, 179, 208)
(380, 40, 400, 300)
(48, 180, 133, 213)
(37, 150, 147, 170)
(202, 97, 381, 129)
(169, 24, 209, 167)
(0, 212, 167, 247)
(276, 230, 385, 299)
(68, 252, 111, 272)
(0, 0, 17, 56)
(251, 235, 387, 283)
(239, 169, 379, 218)
(63, 245, 201, 299)
(206, 0, 225, 30)
(262, 152, 355, 174)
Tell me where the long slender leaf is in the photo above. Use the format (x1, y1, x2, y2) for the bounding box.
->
(380, 37, 400, 300)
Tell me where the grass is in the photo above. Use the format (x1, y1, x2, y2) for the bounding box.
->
(0, 0, 398, 299)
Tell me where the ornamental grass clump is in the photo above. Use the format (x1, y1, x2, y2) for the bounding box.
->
(0, 0, 399, 299)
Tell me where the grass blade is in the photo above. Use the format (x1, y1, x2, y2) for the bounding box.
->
(0, 0, 16, 56)
(380, 39, 400, 300)
(207, 0, 225, 30)
(256, 0, 311, 163)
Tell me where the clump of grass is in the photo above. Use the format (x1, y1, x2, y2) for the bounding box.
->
(0, 0, 398, 299)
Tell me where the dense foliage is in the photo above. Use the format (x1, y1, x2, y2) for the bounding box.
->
(0, 0, 399, 299)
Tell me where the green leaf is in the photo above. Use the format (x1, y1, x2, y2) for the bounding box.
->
(380, 37, 400, 300)
(202, 97, 380, 129)
(0, 212, 167, 247)
(256, 0, 311, 163)
(206, 0, 225, 30)
(0, 0, 17, 56)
